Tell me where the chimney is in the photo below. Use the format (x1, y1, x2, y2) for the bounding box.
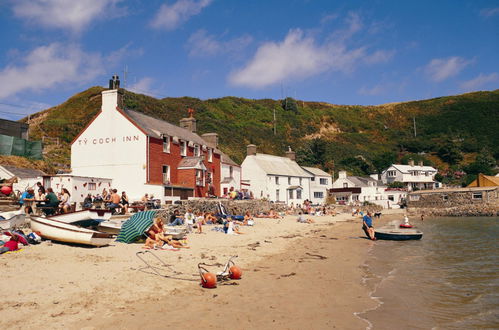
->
(247, 144, 257, 156)
(102, 76, 123, 113)
(201, 133, 218, 148)
(409, 159, 415, 166)
(418, 160, 423, 166)
(339, 170, 347, 179)
(285, 146, 296, 161)
(180, 108, 197, 132)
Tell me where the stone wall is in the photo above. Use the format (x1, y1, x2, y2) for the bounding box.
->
(407, 188, 499, 216)
(154, 199, 288, 222)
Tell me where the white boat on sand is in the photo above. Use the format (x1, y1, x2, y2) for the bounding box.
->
(30, 216, 115, 247)
(49, 209, 112, 226)
(97, 219, 125, 235)
(0, 209, 26, 230)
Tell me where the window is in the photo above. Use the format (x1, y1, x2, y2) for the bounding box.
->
(208, 148, 213, 162)
(388, 195, 394, 201)
(314, 191, 324, 198)
(180, 141, 187, 156)
(442, 195, 448, 201)
(352, 195, 359, 201)
(320, 178, 328, 185)
(196, 170, 204, 186)
(162, 135, 170, 153)
(311, 177, 315, 181)
(289, 190, 293, 199)
(229, 166, 233, 178)
(387, 170, 396, 177)
(296, 189, 302, 199)
(275, 189, 280, 201)
(162, 165, 170, 183)
(343, 183, 348, 188)
(88, 182, 96, 190)
(299, 178, 302, 185)
(275, 176, 279, 185)
(425, 171, 429, 176)
(472, 192, 482, 200)
(194, 144, 200, 157)
(288, 177, 291, 185)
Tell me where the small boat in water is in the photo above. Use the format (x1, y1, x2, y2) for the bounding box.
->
(48, 209, 112, 227)
(0, 209, 26, 230)
(374, 225, 423, 241)
(30, 216, 115, 247)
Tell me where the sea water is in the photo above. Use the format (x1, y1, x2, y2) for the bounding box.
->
(360, 217, 499, 329)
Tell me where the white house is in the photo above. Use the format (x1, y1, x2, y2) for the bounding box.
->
(0, 165, 46, 194)
(241, 145, 312, 205)
(302, 166, 332, 205)
(379, 160, 438, 191)
(331, 171, 406, 208)
(48, 175, 112, 207)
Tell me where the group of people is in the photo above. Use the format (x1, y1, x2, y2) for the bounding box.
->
(223, 187, 253, 200)
(83, 189, 130, 214)
(18, 182, 71, 215)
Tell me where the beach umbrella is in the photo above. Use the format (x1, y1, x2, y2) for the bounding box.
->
(116, 210, 157, 243)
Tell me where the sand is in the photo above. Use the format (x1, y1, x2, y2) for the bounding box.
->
(0, 209, 405, 329)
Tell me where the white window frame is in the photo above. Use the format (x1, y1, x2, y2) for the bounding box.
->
(275, 176, 279, 185)
(194, 144, 200, 157)
(88, 182, 96, 191)
(387, 170, 396, 177)
(472, 192, 482, 200)
(288, 177, 291, 185)
(162, 135, 170, 153)
(196, 170, 204, 186)
(314, 191, 323, 198)
(320, 178, 328, 185)
(162, 165, 170, 183)
(296, 189, 302, 200)
(288, 189, 293, 199)
(275, 189, 280, 201)
(208, 148, 213, 162)
(180, 141, 187, 156)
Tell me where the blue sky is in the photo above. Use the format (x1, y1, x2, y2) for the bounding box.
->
(0, 0, 498, 120)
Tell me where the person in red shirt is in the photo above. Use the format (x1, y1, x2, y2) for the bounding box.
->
(0, 234, 19, 254)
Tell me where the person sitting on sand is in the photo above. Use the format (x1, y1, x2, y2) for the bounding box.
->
(268, 208, 282, 219)
(297, 212, 315, 224)
(195, 211, 205, 234)
(243, 211, 254, 225)
(225, 217, 243, 235)
(0, 233, 20, 254)
(184, 209, 195, 232)
(204, 212, 217, 224)
(362, 212, 376, 241)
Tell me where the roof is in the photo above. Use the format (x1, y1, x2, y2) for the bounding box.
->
(302, 166, 331, 177)
(388, 164, 437, 174)
(1, 165, 46, 179)
(124, 110, 220, 154)
(467, 173, 499, 187)
(287, 185, 303, 190)
(410, 186, 498, 194)
(347, 176, 385, 187)
(219, 151, 239, 166)
(247, 154, 312, 177)
(177, 157, 207, 170)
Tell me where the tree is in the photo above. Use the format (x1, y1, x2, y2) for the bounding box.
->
(372, 152, 397, 174)
(281, 97, 298, 112)
(464, 149, 497, 176)
(437, 142, 463, 165)
(296, 138, 327, 166)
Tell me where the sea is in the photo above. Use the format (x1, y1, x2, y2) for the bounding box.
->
(358, 217, 499, 329)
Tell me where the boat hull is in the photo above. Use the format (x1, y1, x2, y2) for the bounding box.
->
(30, 216, 114, 247)
(49, 209, 112, 225)
(0, 214, 27, 230)
(374, 231, 423, 240)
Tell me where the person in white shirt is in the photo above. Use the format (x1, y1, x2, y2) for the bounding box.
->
(184, 209, 195, 233)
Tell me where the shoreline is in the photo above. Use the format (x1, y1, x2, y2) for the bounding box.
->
(1, 209, 405, 329)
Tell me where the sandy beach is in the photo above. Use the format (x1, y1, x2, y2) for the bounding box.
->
(0, 209, 405, 329)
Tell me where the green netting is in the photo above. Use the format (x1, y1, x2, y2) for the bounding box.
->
(0, 134, 42, 159)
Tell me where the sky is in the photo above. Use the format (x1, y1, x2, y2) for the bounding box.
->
(0, 0, 498, 121)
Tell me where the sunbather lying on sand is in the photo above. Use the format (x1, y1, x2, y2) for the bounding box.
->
(144, 218, 190, 249)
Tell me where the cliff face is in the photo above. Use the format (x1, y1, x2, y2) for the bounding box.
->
(12, 88, 499, 180)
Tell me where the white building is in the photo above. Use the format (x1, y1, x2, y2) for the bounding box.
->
(241, 145, 313, 205)
(302, 166, 332, 205)
(378, 161, 438, 191)
(331, 171, 406, 208)
(49, 175, 112, 206)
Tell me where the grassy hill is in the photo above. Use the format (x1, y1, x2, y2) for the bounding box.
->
(10, 87, 499, 185)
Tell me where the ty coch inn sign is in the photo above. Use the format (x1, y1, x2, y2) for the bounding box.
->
(76, 135, 140, 146)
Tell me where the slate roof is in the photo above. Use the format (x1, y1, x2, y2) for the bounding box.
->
(302, 166, 331, 177)
(389, 164, 437, 173)
(124, 110, 220, 153)
(347, 176, 384, 187)
(177, 157, 206, 170)
(248, 154, 312, 177)
(1, 165, 46, 178)
(219, 151, 239, 166)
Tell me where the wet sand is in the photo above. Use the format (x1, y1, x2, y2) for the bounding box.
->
(0, 210, 404, 329)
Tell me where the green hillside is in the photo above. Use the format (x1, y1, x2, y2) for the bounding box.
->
(17, 87, 499, 186)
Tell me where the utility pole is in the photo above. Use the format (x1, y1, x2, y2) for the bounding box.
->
(413, 116, 417, 137)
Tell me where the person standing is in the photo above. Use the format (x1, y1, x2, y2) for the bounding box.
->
(363, 212, 376, 240)
(121, 191, 129, 214)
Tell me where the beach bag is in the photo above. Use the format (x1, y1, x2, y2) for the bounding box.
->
(247, 220, 254, 226)
(27, 232, 42, 244)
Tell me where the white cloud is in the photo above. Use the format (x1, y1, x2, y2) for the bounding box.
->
(150, 0, 212, 30)
(128, 77, 156, 96)
(480, 7, 499, 18)
(363, 50, 395, 64)
(0, 43, 106, 99)
(424, 56, 472, 82)
(11, 0, 125, 32)
(186, 29, 253, 57)
(460, 73, 499, 91)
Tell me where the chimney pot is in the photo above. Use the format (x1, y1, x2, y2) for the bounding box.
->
(247, 144, 257, 156)
(180, 117, 197, 133)
(409, 159, 415, 166)
(285, 146, 296, 161)
(201, 133, 218, 148)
